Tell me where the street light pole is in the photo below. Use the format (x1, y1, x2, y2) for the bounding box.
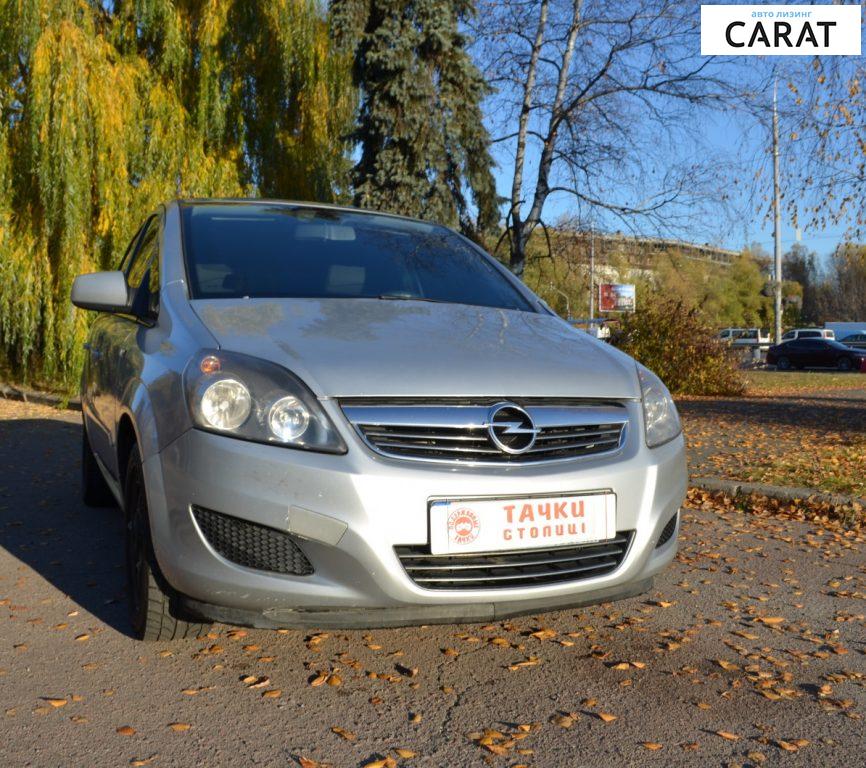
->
(589, 226, 595, 323)
(772, 77, 783, 345)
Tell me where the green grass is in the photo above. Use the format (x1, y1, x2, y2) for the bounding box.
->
(744, 370, 866, 396)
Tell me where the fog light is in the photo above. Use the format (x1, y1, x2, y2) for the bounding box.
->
(268, 396, 310, 442)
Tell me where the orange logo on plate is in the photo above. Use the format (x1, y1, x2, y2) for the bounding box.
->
(448, 507, 480, 545)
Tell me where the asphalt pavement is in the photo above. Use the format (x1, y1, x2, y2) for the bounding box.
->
(1, 398, 864, 768)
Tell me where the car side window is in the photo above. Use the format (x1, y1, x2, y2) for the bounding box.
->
(782, 331, 794, 340)
(127, 219, 158, 291)
(118, 223, 145, 273)
(799, 331, 820, 339)
(145, 235, 161, 316)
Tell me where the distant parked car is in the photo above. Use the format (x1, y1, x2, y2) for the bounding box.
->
(839, 332, 866, 350)
(781, 327, 835, 341)
(718, 327, 769, 346)
(766, 339, 866, 371)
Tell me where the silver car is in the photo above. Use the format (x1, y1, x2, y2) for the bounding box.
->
(72, 200, 686, 641)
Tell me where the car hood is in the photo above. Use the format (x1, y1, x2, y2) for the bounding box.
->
(191, 298, 641, 399)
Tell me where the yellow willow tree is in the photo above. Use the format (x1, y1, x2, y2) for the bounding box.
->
(0, 0, 354, 386)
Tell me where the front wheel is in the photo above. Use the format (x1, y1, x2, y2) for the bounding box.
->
(776, 356, 791, 371)
(124, 445, 208, 641)
(837, 357, 853, 372)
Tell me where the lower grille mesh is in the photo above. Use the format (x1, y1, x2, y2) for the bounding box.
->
(656, 512, 678, 548)
(192, 506, 313, 576)
(395, 532, 632, 590)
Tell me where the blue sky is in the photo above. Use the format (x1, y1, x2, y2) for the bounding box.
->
(487, 90, 854, 262)
(480, 4, 863, 265)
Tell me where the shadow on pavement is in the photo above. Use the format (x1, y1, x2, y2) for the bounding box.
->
(0, 417, 131, 635)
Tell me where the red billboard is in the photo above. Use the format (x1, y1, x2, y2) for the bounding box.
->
(598, 284, 636, 313)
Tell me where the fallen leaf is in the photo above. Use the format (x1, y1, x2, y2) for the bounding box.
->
(298, 758, 330, 768)
(715, 731, 740, 741)
(393, 748, 416, 758)
(597, 712, 617, 723)
(641, 742, 663, 751)
(262, 689, 281, 698)
(331, 726, 356, 741)
(508, 656, 540, 671)
(168, 722, 191, 732)
(116, 726, 135, 736)
(43, 698, 67, 708)
(550, 713, 576, 728)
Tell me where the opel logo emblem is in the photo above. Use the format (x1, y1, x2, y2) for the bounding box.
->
(486, 402, 538, 455)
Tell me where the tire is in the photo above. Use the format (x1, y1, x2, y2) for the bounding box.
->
(837, 357, 853, 372)
(82, 425, 116, 507)
(776, 356, 791, 371)
(124, 445, 209, 641)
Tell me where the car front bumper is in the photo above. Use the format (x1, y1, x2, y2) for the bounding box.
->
(143, 399, 687, 628)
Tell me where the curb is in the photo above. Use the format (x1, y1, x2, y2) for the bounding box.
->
(690, 476, 864, 509)
(0, 383, 81, 411)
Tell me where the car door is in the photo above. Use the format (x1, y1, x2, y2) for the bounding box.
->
(798, 339, 826, 367)
(91, 215, 160, 479)
(83, 223, 146, 466)
(781, 340, 805, 365)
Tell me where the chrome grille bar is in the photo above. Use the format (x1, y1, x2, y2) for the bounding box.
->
(395, 533, 633, 590)
(341, 402, 628, 465)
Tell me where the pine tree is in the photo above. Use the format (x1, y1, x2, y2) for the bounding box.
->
(330, 0, 498, 236)
(0, 0, 354, 386)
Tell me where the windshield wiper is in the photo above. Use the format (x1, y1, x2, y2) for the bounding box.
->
(376, 293, 448, 304)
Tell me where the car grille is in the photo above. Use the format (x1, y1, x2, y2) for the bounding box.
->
(191, 506, 314, 576)
(656, 512, 678, 548)
(341, 401, 628, 465)
(395, 532, 633, 590)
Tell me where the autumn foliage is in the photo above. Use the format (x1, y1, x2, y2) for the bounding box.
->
(612, 298, 745, 396)
(0, 0, 354, 388)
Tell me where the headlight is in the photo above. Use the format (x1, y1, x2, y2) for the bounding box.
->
(184, 350, 347, 454)
(200, 379, 251, 430)
(637, 364, 681, 448)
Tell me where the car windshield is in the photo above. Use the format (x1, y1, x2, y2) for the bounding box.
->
(180, 203, 534, 312)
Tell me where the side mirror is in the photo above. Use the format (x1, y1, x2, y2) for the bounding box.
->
(71, 271, 131, 313)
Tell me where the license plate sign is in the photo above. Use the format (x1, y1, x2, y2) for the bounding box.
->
(429, 493, 616, 555)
